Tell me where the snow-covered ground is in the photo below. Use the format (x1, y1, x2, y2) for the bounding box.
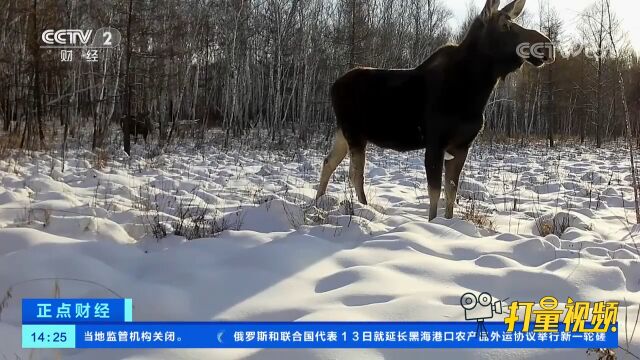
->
(0, 141, 639, 359)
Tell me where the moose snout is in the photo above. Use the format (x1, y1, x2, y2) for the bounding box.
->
(535, 41, 555, 64)
(518, 30, 556, 66)
(531, 31, 555, 64)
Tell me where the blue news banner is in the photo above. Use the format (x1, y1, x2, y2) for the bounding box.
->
(22, 299, 618, 349)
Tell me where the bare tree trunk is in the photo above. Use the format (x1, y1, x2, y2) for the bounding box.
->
(32, 0, 44, 147)
(546, 64, 554, 148)
(605, 0, 640, 223)
(123, 0, 134, 155)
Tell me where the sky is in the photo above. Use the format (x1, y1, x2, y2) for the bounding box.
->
(447, 0, 640, 52)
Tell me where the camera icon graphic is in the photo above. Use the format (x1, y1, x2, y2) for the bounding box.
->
(460, 292, 503, 338)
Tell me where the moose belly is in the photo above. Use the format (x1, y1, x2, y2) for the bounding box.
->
(364, 125, 425, 152)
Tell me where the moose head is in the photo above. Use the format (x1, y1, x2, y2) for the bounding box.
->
(465, 0, 555, 77)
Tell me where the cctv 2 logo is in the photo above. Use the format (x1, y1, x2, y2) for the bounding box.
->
(41, 28, 122, 48)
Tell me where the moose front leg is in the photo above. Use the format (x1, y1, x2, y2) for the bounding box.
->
(425, 147, 445, 221)
(349, 145, 368, 205)
(444, 147, 469, 219)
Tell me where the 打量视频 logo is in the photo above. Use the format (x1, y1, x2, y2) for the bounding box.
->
(461, 292, 618, 343)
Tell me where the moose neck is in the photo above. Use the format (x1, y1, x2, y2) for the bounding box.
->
(455, 19, 522, 112)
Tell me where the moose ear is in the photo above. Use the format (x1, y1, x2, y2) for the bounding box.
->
(480, 0, 500, 22)
(501, 0, 526, 19)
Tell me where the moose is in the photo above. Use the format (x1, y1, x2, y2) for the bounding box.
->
(316, 0, 555, 221)
(120, 111, 152, 143)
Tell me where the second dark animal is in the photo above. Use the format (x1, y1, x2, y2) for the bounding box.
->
(120, 112, 152, 143)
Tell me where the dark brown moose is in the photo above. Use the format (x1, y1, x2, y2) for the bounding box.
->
(316, 0, 555, 220)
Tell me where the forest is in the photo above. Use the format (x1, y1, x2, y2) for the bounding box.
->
(0, 0, 639, 152)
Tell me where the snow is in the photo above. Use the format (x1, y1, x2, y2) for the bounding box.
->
(0, 142, 638, 359)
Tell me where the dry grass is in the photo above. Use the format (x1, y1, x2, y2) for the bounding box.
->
(0, 131, 22, 159)
(536, 221, 555, 237)
(534, 213, 572, 237)
(92, 148, 110, 170)
(586, 348, 617, 359)
(461, 198, 496, 231)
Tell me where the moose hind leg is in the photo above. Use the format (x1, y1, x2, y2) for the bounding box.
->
(349, 145, 367, 205)
(425, 147, 445, 221)
(444, 147, 469, 219)
(316, 129, 348, 199)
